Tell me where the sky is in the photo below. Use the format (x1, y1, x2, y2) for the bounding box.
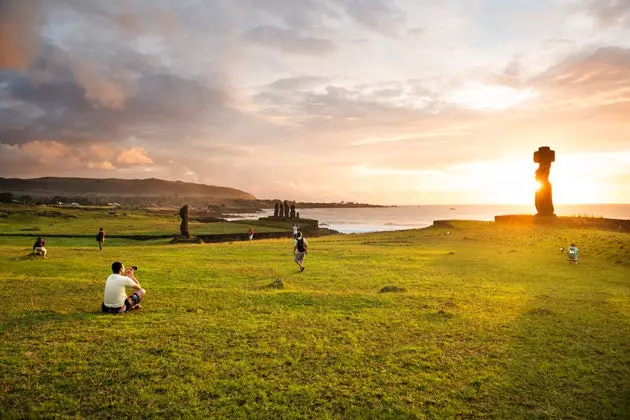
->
(1, 0, 629, 205)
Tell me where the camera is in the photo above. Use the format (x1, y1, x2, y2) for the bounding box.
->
(131, 265, 138, 271)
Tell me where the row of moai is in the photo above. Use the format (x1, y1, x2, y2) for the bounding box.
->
(274, 201, 299, 219)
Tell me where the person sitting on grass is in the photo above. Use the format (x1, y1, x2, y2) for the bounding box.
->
(102, 262, 146, 313)
(293, 231, 308, 272)
(567, 243, 579, 264)
(32, 237, 47, 258)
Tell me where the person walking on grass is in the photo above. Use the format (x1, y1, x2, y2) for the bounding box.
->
(102, 262, 146, 313)
(293, 231, 308, 272)
(248, 227, 255, 241)
(96, 227, 105, 252)
(567, 243, 579, 264)
(292, 223, 299, 239)
(32, 236, 47, 258)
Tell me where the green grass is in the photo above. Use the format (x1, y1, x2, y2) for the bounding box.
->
(0, 205, 287, 236)
(0, 220, 629, 418)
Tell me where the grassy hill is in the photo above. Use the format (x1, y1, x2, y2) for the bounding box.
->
(0, 218, 628, 418)
(0, 177, 256, 200)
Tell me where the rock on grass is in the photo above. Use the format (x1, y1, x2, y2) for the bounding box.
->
(379, 286, 406, 293)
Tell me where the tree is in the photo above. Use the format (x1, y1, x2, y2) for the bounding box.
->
(0, 192, 14, 203)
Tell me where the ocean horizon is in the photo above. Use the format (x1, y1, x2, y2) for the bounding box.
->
(240, 204, 630, 234)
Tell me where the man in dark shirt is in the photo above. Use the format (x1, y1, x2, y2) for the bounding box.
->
(96, 228, 105, 252)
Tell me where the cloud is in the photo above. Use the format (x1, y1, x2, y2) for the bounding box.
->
(243, 25, 336, 54)
(0, 0, 43, 71)
(116, 147, 153, 165)
(588, 0, 630, 28)
(340, 0, 406, 35)
(530, 47, 630, 116)
(71, 61, 126, 109)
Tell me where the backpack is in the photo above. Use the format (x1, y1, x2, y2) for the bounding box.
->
(296, 238, 306, 252)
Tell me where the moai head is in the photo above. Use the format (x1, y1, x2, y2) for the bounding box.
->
(533, 146, 555, 165)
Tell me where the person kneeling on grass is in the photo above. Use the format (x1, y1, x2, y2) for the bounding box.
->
(102, 261, 146, 313)
(293, 231, 308, 272)
(567, 243, 579, 264)
(32, 236, 47, 258)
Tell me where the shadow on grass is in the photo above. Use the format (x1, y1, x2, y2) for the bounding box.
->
(0, 309, 132, 334)
(470, 293, 630, 418)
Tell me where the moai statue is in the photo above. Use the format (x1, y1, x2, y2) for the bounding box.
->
(274, 202, 279, 217)
(179, 204, 190, 237)
(283, 200, 290, 219)
(290, 205, 296, 219)
(278, 202, 284, 218)
(296, 212, 300, 219)
(534, 146, 555, 217)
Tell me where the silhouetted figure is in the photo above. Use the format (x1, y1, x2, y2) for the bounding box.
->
(274, 203, 279, 217)
(534, 146, 555, 217)
(179, 204, 189, 237)
(290, 205, 296, 219)
(284, 200, 290, 219)
(278, 202, 284, 218)
(297, 212, 300, 219)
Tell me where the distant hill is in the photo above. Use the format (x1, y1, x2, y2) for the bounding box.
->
(0, 177, 256, 200)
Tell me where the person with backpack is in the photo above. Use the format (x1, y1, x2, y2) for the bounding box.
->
(567, 243, 579, 264)
(293, 231, 308, 272)
(96, 228, 105, 252)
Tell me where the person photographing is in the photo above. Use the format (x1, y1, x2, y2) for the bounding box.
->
(102, 262, 146, 313)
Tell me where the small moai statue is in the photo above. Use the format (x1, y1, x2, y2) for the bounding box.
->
(274, 202, 279, 217)
(296, 212, 300, 219)
(290, 205, 296, 219)
(179, 204, 189, 237)
(278, 202, 284, 218)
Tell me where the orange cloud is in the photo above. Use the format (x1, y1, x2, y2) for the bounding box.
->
(72, 61, 127, 109)
(116, 148, 154, 165)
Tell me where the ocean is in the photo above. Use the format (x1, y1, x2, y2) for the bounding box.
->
(244, 204, 630, 234)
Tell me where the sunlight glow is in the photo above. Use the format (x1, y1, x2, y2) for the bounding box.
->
(446, 83, 538, 111)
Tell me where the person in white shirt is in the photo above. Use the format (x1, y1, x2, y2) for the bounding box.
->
(102, 261, 146, 313)
(292, 224, 299, 239)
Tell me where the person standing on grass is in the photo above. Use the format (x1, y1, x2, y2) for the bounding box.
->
(102, 262, 146, 313)
(96, 228, 105, 252)
(248, 227, 255, 241)
(293, 231, 308, 272)
(32, 236, 47, 258)
(292, 223, 299, 239)
(567, 243, 579, 264)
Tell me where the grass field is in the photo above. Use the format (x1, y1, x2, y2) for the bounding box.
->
(0, 219, 629, 418)
(0, 205, 287, 236)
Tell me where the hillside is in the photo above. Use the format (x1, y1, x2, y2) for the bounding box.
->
(0, 177, 256, 200)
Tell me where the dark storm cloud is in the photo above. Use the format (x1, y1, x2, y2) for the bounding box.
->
(0, 41, 233, 146)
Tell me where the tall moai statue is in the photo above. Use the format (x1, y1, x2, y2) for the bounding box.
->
(290, 205, 296, 219)
(278, 201, 284, 218)
(283, 200, 290, 219)
(179, 204, 190, 237)
(534, 146, 555, 217)
(274, 202, 279, 217)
